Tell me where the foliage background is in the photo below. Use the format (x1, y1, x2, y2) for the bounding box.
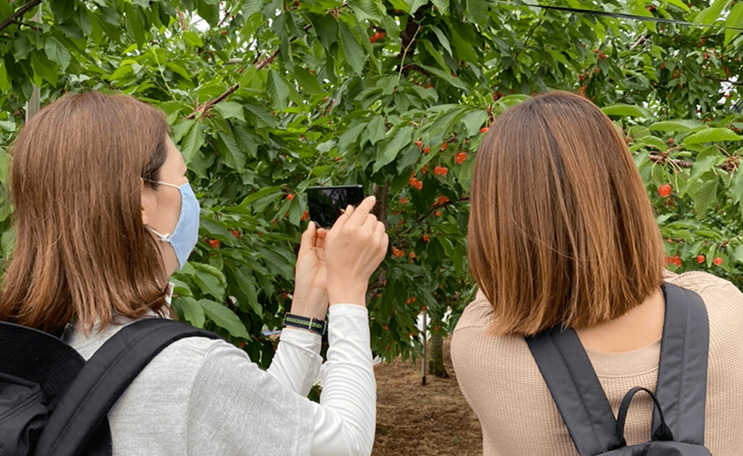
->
(1, 0, 742, 367)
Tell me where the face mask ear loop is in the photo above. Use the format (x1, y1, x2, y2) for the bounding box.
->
(146, 225, 171, 242)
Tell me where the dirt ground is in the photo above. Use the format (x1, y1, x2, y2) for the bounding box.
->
(372, 338, 483, 456)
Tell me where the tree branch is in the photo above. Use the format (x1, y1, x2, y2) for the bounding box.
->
(186, 83, 240, 120)
(513, 19, 543, 60)
(649, 154, 691, 168)
(398, 6, 428, 76)
(185, 23, 311, 120)
(629, 33, 650, 51)
(0, 0, 42, 33)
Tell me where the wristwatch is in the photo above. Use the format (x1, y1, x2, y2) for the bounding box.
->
(283, 313, 327, 336)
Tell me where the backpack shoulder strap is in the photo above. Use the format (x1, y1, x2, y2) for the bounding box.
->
(653, 283, 709, 445)
(34, 318, 222, 456)
(526, 326, 616, 456)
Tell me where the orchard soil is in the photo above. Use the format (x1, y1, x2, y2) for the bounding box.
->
(372, 337, 483, 456)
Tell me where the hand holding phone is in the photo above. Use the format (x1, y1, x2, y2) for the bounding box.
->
(324, 196, 389, 306)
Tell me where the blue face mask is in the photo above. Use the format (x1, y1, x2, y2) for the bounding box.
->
(146, 181, 200, 269)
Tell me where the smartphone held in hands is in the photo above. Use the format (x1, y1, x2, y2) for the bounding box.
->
(307, 185, 364, 228)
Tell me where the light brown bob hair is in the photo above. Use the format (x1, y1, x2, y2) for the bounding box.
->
(0, 92, 171, 333)
(468, 91, 664, 336)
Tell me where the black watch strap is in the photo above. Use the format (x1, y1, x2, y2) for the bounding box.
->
(283, 313, 327, 335)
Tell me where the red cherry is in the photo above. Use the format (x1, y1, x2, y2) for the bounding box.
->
(480, 127, 488, 133)
(713, 257, 723, 266)
(455, 152, 467, 164)
(286, 193, 295, 200)
(658, 184, 672, 198)
(422, 234, 430, 242)
(230, 230, 240, 238)
(696, 255, 705, 264)
(399, 197, 409, 204)
(208, 239, 220, 248)
(422, 146, 430, 154)
(416, 140, 423, 149)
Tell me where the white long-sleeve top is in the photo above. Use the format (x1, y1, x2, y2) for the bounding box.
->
(67, 304, 376, 455)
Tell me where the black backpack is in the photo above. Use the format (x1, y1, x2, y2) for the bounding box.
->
(526, 283, 711, 455)
(0, 318, 220, 456)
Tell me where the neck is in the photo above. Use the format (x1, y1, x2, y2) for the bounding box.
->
(575, 287, 665, 353)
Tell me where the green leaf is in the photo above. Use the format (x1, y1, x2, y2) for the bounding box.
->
(165, 62, 192, 80)
(199, 299, 250, 339)
(682, 128, 743, 145)
(180, 121, 205, 163)
(692, 179, 719, 219)
(215, 102, 245, 122)
(696, 0, 731, 26)
(364, 116, 387, 145)
(432, 0, 450, 14)
(293, 67, 322, 94)
(182, 31, 204, 47)
(690, 150, 723, 180)
(350, 0, 383, 21)
(408, 0, 428, 13)
(0, 61, 9, 92)
(430, 26, 452, 56)
(192, 262, 227, 300)
(725, 2, 743, 46)
(339, 22, 365, 75)
(338, 123, 367, 151)
(495, 94, 531, 108)
(601, 104, 652, 119)
(635, 135, 668, 151)
(420, 65, 468, 89)
(649, 119, 705, 132)
(174, 297, 206, 327)
(242, 0, 263, 18)
(44, 36, 71, 71)
(268, 70, 290, 109)
(461, 109, 488, 137)
(466, 0, 487, 26)
(197, 0, 220, 27)
(125, 4, 147, 46)
(666, 0, 690, 11)
(231, 266, 262, 316)
(374, 126, 414, 172)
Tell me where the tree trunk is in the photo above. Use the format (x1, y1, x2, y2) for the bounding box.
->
(428, 333, 449, 378)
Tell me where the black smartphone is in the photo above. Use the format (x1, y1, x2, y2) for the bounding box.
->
(307, 185, 365, 228)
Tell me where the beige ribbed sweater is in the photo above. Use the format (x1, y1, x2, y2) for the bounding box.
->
(451, 271, 743, 455)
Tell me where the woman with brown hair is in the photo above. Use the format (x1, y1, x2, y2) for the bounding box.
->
(0, 92, 388, 455)
(452, 91, 743, 455)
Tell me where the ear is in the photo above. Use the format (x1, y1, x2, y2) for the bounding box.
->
(140, 178, 156, 227)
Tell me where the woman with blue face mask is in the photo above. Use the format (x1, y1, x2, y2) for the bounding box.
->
(0, 91, 388, 455)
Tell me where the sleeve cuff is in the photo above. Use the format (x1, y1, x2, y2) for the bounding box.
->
(328, 303, 369, 317)
(280, 327, 322, 353)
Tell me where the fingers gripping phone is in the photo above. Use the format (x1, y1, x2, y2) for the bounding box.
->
(307, 185, 365, 228)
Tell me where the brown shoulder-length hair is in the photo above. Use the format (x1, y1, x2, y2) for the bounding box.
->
(0, 92, 171, 333)
(468, 91, 665, 336)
